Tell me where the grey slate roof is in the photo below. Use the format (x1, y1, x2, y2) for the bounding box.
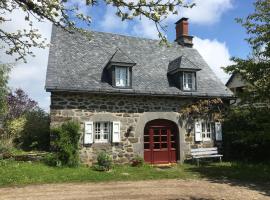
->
(45, 26, 233, 98)
(168, 56, 201, 74)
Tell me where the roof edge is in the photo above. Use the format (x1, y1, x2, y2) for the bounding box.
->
(46, 87, 235, 99)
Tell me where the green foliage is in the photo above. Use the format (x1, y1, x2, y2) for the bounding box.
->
(3, 109, 50, 151)
(5, 116, 27, 138)
(0, 141, 10, 154)
(94, 152, 112, 171)
(180, 98, 226, 123)
(225, 0, 270, 104)
(14, 109, 50, 151)
(223, 107, 270, 161)
(0, 64, 11, 116)
(130, 155, 144, 167)
(0, 161, 269, 187)
(50, 121, 81, 167)
(43, 153, 59, 167)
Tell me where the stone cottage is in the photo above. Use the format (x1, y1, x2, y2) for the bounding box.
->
(45, 18, 233, 165)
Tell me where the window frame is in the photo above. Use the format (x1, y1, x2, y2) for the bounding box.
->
(182, 71, 196, 91)
(94, 122, 111, 143)
(201, 121, 214, 142)
(112, 65, 132, 89)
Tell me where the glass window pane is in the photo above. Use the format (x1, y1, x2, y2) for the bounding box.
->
(202, 123, 205, 132)
(115, 67, 129, 87)
(161, 143, 167, 148)
(161, 136, 167, 142)
(144, 136, 149, 142)
(207, 123, 211, 132)
(144, 143, 150, 149)
(154, 129, 159, 136)
(154, 143, 160, 149)
(94, 122, 110, 143)
(154, 136, 159, 142)
(183, 72, 195, 90)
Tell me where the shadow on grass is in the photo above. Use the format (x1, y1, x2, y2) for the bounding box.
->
(185, 162, 270, 197)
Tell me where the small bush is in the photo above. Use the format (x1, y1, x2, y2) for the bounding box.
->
(23, 110, 50, 150)
(50, 121, 81, 167)
(94, 152, 112, 171)
(15, 109, 50, 151)
(5, 117, 26, 139)
(130, 155, 144, 167)
(43, 153, 59, 167)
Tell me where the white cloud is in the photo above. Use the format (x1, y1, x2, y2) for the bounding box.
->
(1, 8, 52, 111)
(193, 37, 233, 83)
(168, 0, 233, 25)
(131, 0, 233, 39)
(132, 17, 159, 39)
(99, 6, 128, 32)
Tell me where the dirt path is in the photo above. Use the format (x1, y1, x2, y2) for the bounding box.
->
(0, 179, 269, 200)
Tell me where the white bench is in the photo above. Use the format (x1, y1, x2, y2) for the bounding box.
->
(191, 147, 223, 166)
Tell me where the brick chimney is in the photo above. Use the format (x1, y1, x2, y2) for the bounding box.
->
(175, 18, 193, 48)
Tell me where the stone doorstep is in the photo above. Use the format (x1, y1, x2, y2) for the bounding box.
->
(152, 163, 177, 167)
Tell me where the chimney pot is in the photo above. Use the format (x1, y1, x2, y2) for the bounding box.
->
(175, 17, 193, 48)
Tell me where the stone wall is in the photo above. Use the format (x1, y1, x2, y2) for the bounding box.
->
(50, 92, 217, 165)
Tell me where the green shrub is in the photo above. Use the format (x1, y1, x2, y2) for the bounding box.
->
(5, 117, 26, 139)
(0, 141, 9, 154)
(50, 121, 81, 167)
(94, 152, 112, 171)
(223, 107, 270, 162)
(15, 109, 50, 151)
(130, 155, 144, 167)
(43, 153, 59, 167)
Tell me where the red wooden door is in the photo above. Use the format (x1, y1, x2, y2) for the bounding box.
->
(144, 120, 178, 164)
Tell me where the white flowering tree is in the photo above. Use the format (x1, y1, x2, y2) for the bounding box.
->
(0, 0, 194, 62)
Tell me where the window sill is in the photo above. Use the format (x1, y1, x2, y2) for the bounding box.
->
(112, 86, 133, 89)
(202, 140, 213, 143)
(92, 143, 112, 148)
(183, 89, 197, 92)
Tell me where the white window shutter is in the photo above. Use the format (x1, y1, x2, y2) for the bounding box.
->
(112, 121, 121, 143)
(215, 122, 222, 141)
(194, 121, 202, 142)
(84, 121, 93, 144)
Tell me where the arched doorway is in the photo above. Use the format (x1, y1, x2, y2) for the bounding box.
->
(144, 119, 179, 164)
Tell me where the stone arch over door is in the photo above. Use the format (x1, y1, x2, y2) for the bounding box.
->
(133, 112, 186, 163)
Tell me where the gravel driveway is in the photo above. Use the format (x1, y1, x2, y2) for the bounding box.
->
(0, 179, 269, 200)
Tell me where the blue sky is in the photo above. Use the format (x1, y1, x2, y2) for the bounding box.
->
(1, 0, 254, 111)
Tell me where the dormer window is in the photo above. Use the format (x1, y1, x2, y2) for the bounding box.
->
(105, 48, 136, 89)
(183, 72, 196, 91)
(115, 66, 130, 87)
(168, 56, 201, 92)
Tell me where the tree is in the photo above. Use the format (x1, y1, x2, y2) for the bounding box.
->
(14, 108, 50, 151)
(6, 88, 38, 120)
(1, 0, 194, 62)
(224, 0, 270, 104)
(0, 63, 11, 116)
(222, 0, 270, 162)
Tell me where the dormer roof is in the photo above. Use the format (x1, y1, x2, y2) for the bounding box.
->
(109, 48, 136, 66)
(168, 56, 201, 74)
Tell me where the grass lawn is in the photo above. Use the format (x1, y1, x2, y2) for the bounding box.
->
(0, 160, 270, 187)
